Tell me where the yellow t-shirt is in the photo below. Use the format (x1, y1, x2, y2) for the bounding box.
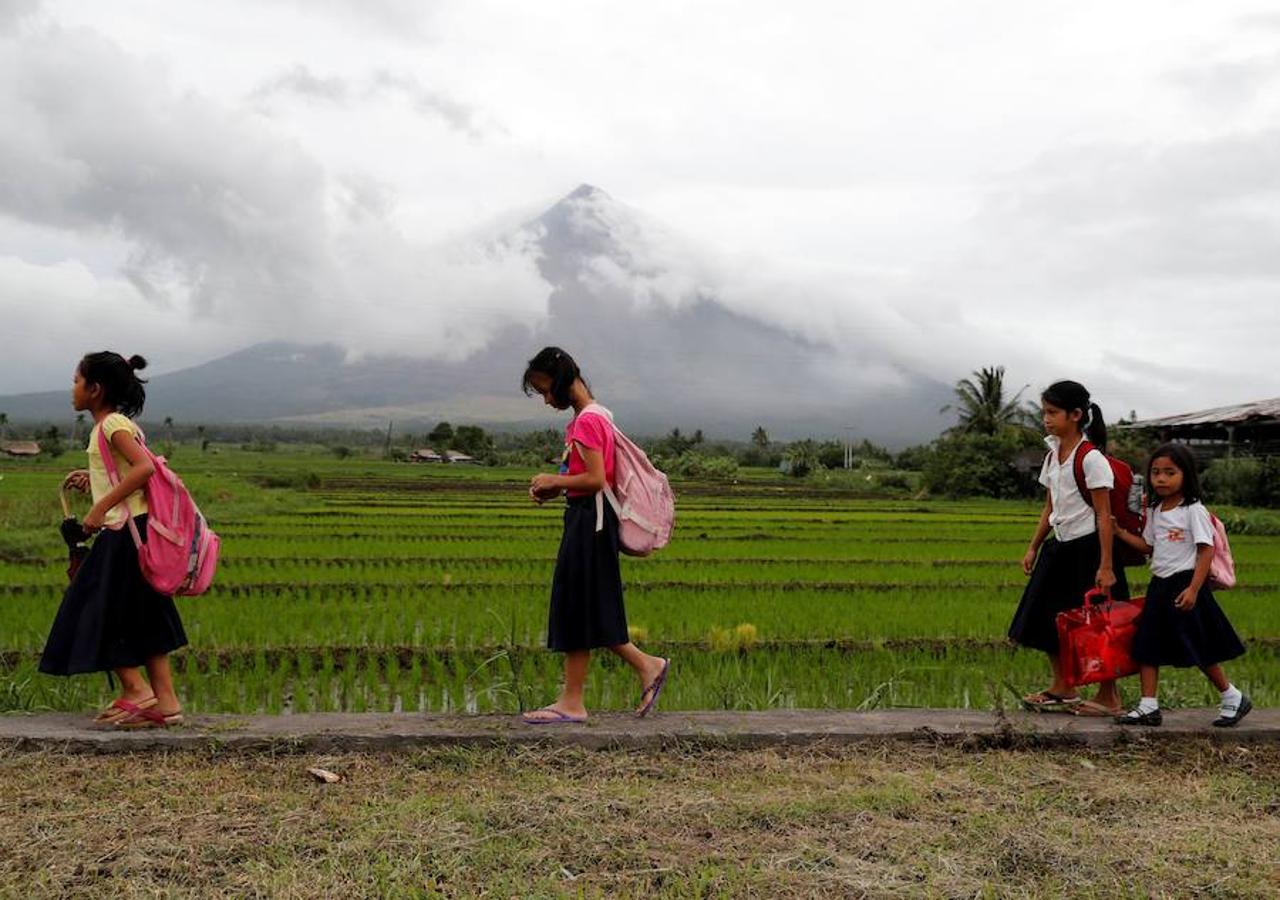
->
(87, 413, 148, 527)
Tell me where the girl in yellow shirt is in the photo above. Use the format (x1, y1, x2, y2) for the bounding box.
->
(39, 352, 188, 728)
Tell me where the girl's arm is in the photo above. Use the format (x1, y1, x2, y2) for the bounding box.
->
(1176, 544, 1214, 611)
(82, 430, 155, 532)
(1091, 486, 1116, 590)
(1022, 494, 1053, 575)
(1112, 517, 1152, 556)
(530, 444, 606, 496)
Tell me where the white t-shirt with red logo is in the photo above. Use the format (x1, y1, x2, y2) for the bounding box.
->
(1142, 500, 1215, 578)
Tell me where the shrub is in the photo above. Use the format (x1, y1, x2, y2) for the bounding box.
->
(921, 428, 1041, 499)
(1203, 457, 1280, 508)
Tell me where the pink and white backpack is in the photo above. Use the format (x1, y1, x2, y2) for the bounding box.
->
(1207, 511, 1236, 590)
(98, 423, 220, 596)
(580, 404, 675, 557)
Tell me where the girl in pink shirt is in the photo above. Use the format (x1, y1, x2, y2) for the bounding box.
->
(520, 347, 669, 723)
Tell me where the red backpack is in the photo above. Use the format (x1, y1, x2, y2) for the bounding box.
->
(1071, 440, 1147, 568)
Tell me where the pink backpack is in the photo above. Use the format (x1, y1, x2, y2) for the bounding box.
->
(580, 404, 675, 557)
(97, 423, 220, 596)
(1207, 511, 1236, 590)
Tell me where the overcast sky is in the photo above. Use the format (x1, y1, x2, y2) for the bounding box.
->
(2, 0, 1278, 420)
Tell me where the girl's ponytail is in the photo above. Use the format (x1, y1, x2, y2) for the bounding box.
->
(1085, 402, 1107, 450)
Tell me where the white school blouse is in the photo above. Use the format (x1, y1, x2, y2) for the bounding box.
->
(1142, 501, 1215, 578)
(1039, 435, 1113, 543)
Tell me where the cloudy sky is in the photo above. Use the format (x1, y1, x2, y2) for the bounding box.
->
(1, 0, 1278, 420)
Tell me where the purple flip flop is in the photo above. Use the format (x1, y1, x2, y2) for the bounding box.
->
(521, 706, 588, 725)
(635, 658, 670, 718)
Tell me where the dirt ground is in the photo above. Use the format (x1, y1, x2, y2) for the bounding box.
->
(1, 740, 1277, 898)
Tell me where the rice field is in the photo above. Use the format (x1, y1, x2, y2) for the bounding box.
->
(2, 450, 1278, 715)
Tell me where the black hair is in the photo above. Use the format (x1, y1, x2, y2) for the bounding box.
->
(521, 347, 587, 409)
(79, 351, 148, 417)
(1147, 442, 1203, 507)
(1041, 380, 1107, 450)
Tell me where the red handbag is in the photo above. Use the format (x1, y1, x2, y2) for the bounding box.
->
(1056, 589, 1146, 688)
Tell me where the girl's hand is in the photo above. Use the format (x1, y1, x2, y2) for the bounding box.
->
(1095, 566, 1116, 591)
(1175, 587, 1198, 611)
(81, 503, 108, 534)
(62, 470, 90, 492)
(530, 473, 559, 495)
(1021, 548, 1038, 576)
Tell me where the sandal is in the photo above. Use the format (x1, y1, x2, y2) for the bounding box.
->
(1021, 690, 1081, 711)
(93, 696, 157, 726)
(1071, 700, 1123, 717)
(521, 706, 587, 725)
(635, 658, 670, 719)
(114, 707, 184, 729)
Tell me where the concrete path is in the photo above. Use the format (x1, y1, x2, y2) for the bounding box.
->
(1, 708, 1277, 753)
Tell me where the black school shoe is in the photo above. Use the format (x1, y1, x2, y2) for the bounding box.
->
(1213, 694, 1253, 728)
(1114, 707, 1163, 727)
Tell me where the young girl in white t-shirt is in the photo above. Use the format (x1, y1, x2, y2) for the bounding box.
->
(1114, 443, 1248, 727)
(1009, 380, 1129, 715)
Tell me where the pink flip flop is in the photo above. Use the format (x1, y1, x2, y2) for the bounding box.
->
(114, 707, 184, 729)
(93, 696, 157, 726)
(635, 658, 670, 718)
(521, 706, 588, 725)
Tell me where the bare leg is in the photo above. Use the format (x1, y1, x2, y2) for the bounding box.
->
(524, 651, 591, 721)
(1200, 664, 1229, 692)
(143, 654, 181, 714)
(1091, 678, 1121, 710)
(113, 666, 152, 703)
(608, 642, 668, 713)
(1139, 665, 1159, 699)
(1031, 652, 1079, 700)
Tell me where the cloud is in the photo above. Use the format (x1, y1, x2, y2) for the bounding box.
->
(1168, 54, 1280, 108)
(250, 65, 487, 137)
(0, 18, 551, 389)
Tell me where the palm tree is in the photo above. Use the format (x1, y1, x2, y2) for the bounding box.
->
(751, 426, 769, 449)
(0, 412, 7, 441)
(163, 416, 175, 444)
(943, 366, 1030, 435)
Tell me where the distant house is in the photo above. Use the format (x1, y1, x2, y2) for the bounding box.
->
(409, 447, 442, 462)
(1118, 397, 1280, 459)
(443, 450, 477, 464)
(0, 441, 41, 458)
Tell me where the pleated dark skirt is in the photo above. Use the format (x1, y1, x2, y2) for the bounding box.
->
(39, 516, 188, 676)
(1131, 569, 1245, 668)
(547, 495, 629, 652)
(1008, 533, 1130, 654)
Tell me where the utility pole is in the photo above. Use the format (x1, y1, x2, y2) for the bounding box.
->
(843, 425, 856, 469)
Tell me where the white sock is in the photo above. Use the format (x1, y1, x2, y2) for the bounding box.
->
(1137, 696, 1159, 714)
(1220, 684, 1242, 710)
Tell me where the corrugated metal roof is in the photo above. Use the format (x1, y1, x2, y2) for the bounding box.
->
(1122, 397, 1280, 428)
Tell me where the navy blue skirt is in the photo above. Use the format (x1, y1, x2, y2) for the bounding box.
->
(546, 495, 629, 652)
(39, 516, 188, 676)
(1131, 569, 1245, 668)
(1008, 533, 1130, 654)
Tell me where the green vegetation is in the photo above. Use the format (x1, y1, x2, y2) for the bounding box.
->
(2, 449, 1277, 714)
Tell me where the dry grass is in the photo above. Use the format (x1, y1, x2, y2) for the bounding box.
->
(0, 741, 1277, 898)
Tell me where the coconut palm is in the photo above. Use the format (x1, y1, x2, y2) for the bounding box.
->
(943, 366, 1030, 435)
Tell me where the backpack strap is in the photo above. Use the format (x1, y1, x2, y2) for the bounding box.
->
(1072, 439, 1098, 510)
(574, 404, 616, 533)
(95, 422, 145, 548)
